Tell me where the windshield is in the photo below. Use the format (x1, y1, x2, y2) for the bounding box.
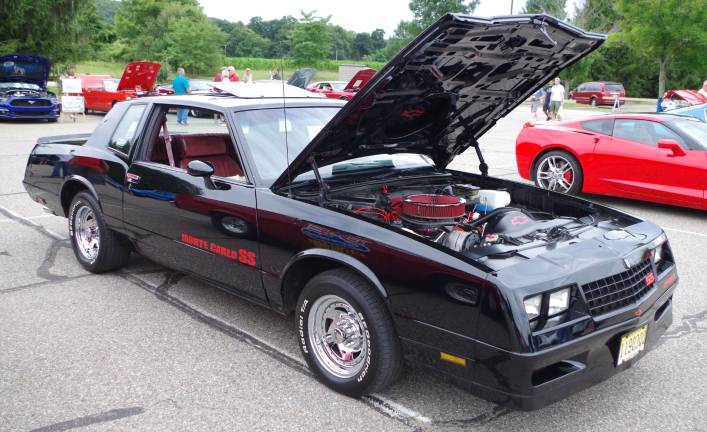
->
(669, 117, 707, 150)
(233, 107, 339, 185)
(330, 82, 346, 91)
(0, 82, 41, 90)
(293, 153, 435, 182)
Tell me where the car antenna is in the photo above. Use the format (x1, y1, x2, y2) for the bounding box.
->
(280, 57, 293, 198)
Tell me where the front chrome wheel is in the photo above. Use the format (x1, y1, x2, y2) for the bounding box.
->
(308, 294, 367, 379)
(536, 155, 575, 193)
(74, 205, 100, 263)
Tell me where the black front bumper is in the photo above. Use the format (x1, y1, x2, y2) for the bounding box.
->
(401, 279, 675, 410)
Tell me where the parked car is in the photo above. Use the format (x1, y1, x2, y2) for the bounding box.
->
(569, 81, 625, 106)
(155, 79, 216, 96)
(660, 90, 707, 111)
(306, 68, 377, 100)
(22, 15, 678, 411)
(0, 54, 61, 121)
(82, 61, 160, 112)
(516, 113, 707, 209)
(671, 103, 706, 122)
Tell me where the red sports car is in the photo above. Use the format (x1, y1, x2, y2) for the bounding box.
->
(660, 90, 707, 112)
(306, 68, 376, 100)
(82, 61, 160, 112)
(516, 114, 707, 210)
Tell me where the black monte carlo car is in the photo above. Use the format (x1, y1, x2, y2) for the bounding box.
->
(23, 14, 678, 410)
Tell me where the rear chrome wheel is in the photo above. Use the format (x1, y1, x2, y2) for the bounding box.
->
(308, 295, 367, 379)
(534, 151, 583, 195)
(74, 205, 100, 263)
(69, 191, 130, 273)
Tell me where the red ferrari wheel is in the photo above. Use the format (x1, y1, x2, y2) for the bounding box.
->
(534, 151, 583, 195)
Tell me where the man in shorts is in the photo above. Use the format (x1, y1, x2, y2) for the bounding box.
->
(550, 77, 565, 120)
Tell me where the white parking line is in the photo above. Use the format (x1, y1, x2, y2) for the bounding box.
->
(0, 205, 65, 240)
(663, 227, 707, 239)
(0, 214, 56, 223)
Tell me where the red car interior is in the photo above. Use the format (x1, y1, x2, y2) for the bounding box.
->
(150, 134, 243, 178)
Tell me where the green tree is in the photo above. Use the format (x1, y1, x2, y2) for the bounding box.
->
(0, 0, 102, 70)
(225, 22, 270, 57)
(572, 0, 619, 33)
(162, 9, 225, 73)
(521, 0, 567, 20)
(385, 0, 479, 59)
(329, 25, 355, 59)
(248, 16, 297, 58)
(409, 0, 480, 29)
(615, 0, 706, 95)
(290, 11, 331, 66)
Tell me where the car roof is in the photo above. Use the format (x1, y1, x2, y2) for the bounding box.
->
(135, 93, 347, 110)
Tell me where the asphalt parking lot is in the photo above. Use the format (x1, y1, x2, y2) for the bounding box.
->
(1, 107, 705, 432)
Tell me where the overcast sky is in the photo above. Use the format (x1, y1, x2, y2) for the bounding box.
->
(199, 0, 580, 35)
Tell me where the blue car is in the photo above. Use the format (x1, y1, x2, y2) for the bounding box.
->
(671, 102, 707, 122)
(0, 54, 61, 121)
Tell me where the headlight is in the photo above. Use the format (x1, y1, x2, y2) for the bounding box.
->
(524, 295, 542, 320)
(654, 245, 662, 263)
(548, 288, 570, 315)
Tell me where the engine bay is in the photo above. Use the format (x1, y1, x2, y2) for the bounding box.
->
(311, 176, 636, 271)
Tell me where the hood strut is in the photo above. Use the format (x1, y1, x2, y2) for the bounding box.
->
(472, 140, 488, 176)
(309, 156, 329, 204)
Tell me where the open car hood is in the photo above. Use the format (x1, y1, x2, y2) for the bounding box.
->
(0, 54, 51, 88)
(287, 68, 318, 89)
(272, 14, 604, 189)
(117, 61, 161, 92)
(343, 68, 376, 92)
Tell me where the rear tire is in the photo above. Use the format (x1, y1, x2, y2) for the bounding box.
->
(296, 268, 403, 397)
(534, 150, 583, 195)
(68, 191, 130, 273)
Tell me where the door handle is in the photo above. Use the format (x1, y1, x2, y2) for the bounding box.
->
(126, 173, 141, 184)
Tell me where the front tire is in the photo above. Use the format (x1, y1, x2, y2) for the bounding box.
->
(296, 269, 403, 397)
(534, 150, 583, 195)
(69, 191, 130, 273)
(590, 97, 598, 107)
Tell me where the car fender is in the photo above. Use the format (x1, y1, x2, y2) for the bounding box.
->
(61, 175, 101, 211)
(281, 248, 387, 298)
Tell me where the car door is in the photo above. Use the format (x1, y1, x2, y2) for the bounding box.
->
(592, 118, 705, 206)
(574, 83, 587, 103)
(122, 103, 266, 302)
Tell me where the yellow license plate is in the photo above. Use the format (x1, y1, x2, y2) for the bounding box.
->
(616, 325, 648, 366)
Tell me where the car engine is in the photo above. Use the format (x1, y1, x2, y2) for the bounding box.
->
(322, 180, 629, 270)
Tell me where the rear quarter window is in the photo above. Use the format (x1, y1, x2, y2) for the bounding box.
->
(109, 104, 146, 154)
(581, 119, 614, 135)
(605, 84, 624, 92)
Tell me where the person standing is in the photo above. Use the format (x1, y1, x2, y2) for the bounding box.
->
(698, 80, 707, 98)
(542, 83, 553, 121)
(214, 67, 226, 82)
(271, 67, 281, 80)
(243, 68, 254, 84)
(228, 66, 240, 82)
(172, 68, 191, 125)
(549, 77, 565, 120)
(530, 87, 544, 121)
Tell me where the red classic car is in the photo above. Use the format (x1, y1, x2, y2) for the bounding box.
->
(516, 114, 707, 210)
(569, 81, 625, 106)
(660, 90, 707, 112)
(82, 62, 160, 112)
(306, 68, 376, 100)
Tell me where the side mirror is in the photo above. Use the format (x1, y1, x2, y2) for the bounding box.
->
(187, 160, 214, 177)
(658, 139, 686, 157)
(187, 160, 216, 189)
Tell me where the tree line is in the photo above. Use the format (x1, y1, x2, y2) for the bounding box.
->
(0, 0, 704, 97)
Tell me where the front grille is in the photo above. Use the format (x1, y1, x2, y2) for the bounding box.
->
(11, 99, 52, 107)
(15, 111, 52, 117)
(582, 259, 654, 316)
